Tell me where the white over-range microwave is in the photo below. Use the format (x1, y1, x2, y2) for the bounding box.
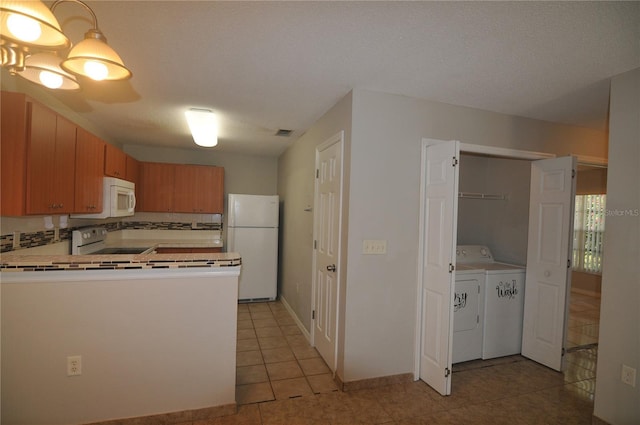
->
(71, 177, 136, 219)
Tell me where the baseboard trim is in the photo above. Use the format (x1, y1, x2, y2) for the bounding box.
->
(84, 403, 237, 425)
(336, 373, 414, 392)
(279, 295, 311, 343)
(591, 415, 611, 425)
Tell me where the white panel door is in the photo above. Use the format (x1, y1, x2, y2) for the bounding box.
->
(419, 140, 459, 395)
(312, 132, 343, 372)
(522, 156, 576, 371)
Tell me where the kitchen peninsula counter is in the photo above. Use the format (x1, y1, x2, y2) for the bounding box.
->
(1, 251, 240, 272)
(1, 251, 241, 425)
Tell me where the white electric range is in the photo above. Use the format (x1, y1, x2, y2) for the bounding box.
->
(71, 226, 153, 255)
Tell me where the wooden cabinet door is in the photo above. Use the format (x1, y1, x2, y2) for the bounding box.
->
(155, 247, 222, 254)
(173, 165, 200, 213)
(207, 166, 224, 213)
(125, 155, 140, 185)
(1, 92, 28, 216)
(191, 247, 223, 253)
(53, 116, 77, 213)
(174, 165, 225, 213)
(26, 105, 77, 214)
(139, 162, 175, 212)
(26, 102, 58, 214)
(104, 144, 127, 178)
(75, 128, 105, 213)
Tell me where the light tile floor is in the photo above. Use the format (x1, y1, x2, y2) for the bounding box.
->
(235, 301, 338, 406)
(197, 297, 600, 425)
(566, 290, 601, 350)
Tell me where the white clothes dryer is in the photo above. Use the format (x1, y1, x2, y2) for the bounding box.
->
(452, 265, 485, 363)
(457, 245, 526, 359)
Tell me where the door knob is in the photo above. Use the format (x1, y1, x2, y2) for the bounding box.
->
(326, 264, 336, 272)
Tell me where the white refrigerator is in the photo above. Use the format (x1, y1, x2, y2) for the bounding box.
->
(227, 194, 279, 301)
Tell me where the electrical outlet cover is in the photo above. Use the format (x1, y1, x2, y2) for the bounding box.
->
(621, 364, 636, 387)
(67, 355, 82, 376)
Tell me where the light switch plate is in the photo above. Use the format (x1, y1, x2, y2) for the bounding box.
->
(363, 239, 387, 255)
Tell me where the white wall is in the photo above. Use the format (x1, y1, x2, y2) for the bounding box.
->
(457, 155, 531, 265)
(339, 89, 608, 382)
(594, 68, 640, 424)
(277, 92, 352, 342)
(278, 88, 608, 384)
(1, 270, 239, 425)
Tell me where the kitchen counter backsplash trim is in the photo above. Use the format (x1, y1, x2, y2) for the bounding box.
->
(1, 253, 241, 272)
(1, 221, 222, 253)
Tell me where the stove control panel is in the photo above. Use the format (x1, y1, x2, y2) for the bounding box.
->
(72, 226, 108, 248)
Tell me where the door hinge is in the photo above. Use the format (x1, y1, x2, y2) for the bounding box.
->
(449, 263, 455, 273)
(314, 240, 317, 249)
(562, 347, 566, 356)
(445, 367, 451, 377)
(452, 156, 458, 167)
(567, 259, 571, 269)
(572, 169, 576, 179)
(477, 315, 480, 324)
(316, 169, 319, 178)
(312, 310, 315, 320)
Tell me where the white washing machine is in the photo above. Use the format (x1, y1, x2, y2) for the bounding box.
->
(457, 245, 526, 359)
(452, 265, 485, 363)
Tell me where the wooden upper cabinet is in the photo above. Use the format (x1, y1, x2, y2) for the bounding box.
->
(125, 155, 140, 186)
(139, 162, 175, 212)
(104, 143, 127, 178)
(174, 165, 224, 213)
(173, 165, 199, 213)
(205, 166, 224, 213)
(139, 162, 224, 213)
(1, 92, 28, 216)
(26, 103, 77, 214)
(75, 128, 105, 213)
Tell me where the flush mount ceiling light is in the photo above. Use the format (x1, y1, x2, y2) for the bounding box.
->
(0, 0, 131, 89)
(185, 109, 218, 148)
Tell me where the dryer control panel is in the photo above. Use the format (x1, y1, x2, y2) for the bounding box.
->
(456, 245, 494, 263)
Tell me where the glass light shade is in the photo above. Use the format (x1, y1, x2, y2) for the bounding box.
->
(185, 109, 218, 147)
(7, 13, 41, 41)
(61, 35, 132, 81)
(19, 52, 80, 90)
(0, 0, 69, 49)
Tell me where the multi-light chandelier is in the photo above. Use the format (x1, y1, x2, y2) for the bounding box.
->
(0, 0, 132, 90)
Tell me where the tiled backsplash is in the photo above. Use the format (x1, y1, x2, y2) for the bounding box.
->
(1, 222, 223, 253)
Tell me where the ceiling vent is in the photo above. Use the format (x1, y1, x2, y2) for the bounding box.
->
(275, 129, 293, 137)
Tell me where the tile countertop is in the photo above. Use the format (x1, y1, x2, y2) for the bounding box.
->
(0, 252, 241, 272)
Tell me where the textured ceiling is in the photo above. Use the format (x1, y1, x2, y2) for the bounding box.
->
(5, 1, 639, 157)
